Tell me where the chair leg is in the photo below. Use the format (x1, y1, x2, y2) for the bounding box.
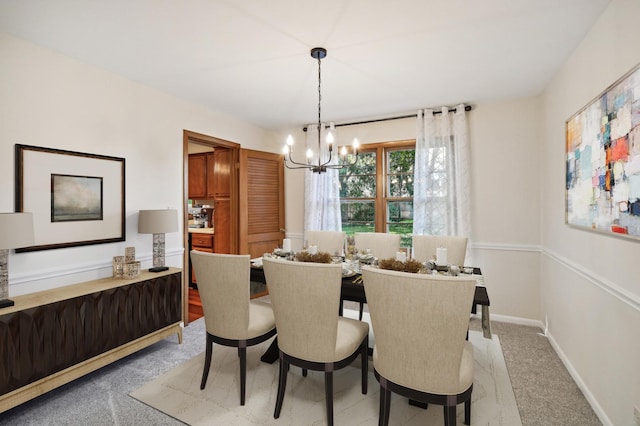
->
(443, 404, 456, 426)
(464, 397, 471, 425)
(379, 384, 391, 426)
(302, 368, 308, 377)
(239, 346, 246, 406)
(274, 358, 288, 418)
(200, 335, 213, 390)
(324, 371, 334, 426)
(361, 339, 368, 394)
(359, 302, 364, 320)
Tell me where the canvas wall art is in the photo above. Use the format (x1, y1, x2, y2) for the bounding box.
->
(566, 63, 640, 240)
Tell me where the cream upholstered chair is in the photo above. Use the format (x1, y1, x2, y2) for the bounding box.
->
(262, 257, 368, 426)
(352, 232, 401, 319)
(190, 251, 276, 406)
(412, 235, 468, 266)
(362, 266, 476, 426)
(354, 232, 401, 259)
(305, 230, 346, 255)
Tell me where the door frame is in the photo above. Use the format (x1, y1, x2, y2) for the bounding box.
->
(183, 130, 240, 324)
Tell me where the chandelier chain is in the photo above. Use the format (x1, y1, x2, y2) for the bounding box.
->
(317, 53, 322, 142)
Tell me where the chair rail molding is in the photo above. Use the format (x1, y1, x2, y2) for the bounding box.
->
(470, 241, 542, 252)
(543, 248, 640, 312)
(9, 248, 185, 295)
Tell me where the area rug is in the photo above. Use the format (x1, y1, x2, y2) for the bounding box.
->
(131, 313, 521, 425)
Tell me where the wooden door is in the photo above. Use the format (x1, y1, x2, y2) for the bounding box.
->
(239, 149, 284, 258)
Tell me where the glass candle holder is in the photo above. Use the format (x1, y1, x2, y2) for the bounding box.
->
(112, 256, 125, 278)
(125, 246, 136, 263)
(123, 261, 141, 279)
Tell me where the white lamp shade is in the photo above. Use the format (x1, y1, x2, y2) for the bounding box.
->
(0, 212, 34, 249)
(138, 209, 178, 234)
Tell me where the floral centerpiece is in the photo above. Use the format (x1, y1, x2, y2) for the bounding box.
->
(295, 251, 333, 264)
(377, 258, 424, 273)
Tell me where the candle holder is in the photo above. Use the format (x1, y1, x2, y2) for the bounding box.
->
(112, 256, 125, 278)
(123, 261, 141, 279)
(125, 247, 135, 263)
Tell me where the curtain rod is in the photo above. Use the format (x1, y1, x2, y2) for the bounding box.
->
(303, 105, 472, 132)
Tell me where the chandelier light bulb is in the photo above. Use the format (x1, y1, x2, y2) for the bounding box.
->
(306, 148, 313, 162)
(340, 146, 348, 156)
(282, 145, 290, 154)
(286, 134, 294, 146)
(326, 131, 334, 145)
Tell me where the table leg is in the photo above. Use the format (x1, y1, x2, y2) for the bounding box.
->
(482, 305, 492, 339)
(260, 337, 279, 364)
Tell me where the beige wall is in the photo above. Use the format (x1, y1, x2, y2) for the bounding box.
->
(284, 97, 543, 322)
(540, 1, 640, 424)
(0, 32, 277, 295)
(3, 1, 639, 421)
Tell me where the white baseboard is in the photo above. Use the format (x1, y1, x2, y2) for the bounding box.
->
(545, 331, 613, 426)
(475, 312, 543, 330)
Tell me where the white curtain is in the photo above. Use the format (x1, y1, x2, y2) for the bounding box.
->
(304, 124, 342, 232)
(413, 105, 471, 238)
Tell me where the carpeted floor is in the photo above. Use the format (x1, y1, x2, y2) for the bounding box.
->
(470, 320, 601, 426)
(0, 301, 601, 425)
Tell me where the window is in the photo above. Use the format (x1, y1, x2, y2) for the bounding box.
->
(339, 141, 415, 247)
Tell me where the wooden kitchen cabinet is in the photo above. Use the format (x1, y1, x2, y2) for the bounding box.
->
(191, 233, 213, 252)
(190, 150, 230, 200)
(213, 199, 230, 253)
(211, 148, 231, 198)
(188, 153, 207, 199)
(190, 233, 214, 285)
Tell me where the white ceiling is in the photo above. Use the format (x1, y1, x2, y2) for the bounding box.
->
(0, 0, 610, 130)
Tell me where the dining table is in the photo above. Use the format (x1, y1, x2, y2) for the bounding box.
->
(250, 262, 492, 364)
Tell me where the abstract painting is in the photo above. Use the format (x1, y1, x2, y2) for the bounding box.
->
(566, 63, 640, 240)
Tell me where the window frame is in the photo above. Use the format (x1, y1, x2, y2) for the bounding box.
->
(339, 139, 415, 234)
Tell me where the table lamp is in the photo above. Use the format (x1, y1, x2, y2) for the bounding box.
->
(0, 212, 34, 308)
(138, 209, 178, 272)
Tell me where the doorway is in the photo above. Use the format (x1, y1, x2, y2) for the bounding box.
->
(183, 130, 240, 324)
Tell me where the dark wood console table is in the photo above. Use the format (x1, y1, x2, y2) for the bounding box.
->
(0, 268, 182, 413)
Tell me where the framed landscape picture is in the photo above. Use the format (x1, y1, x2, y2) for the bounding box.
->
(565, 63, 640, 240)
(15, 144, 125, 251)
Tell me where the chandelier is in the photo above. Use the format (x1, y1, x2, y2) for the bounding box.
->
(283, 47, 359, 173)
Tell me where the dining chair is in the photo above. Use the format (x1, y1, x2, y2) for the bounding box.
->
(190, 251, 277, 406)
(262, 257, 369, 426)
(361, 266, 477, 426)
(305, 230, 346, 255)
(352, 232, 401, 319)
(353, 232, 401, 259)
(412, 235, 468, 266)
